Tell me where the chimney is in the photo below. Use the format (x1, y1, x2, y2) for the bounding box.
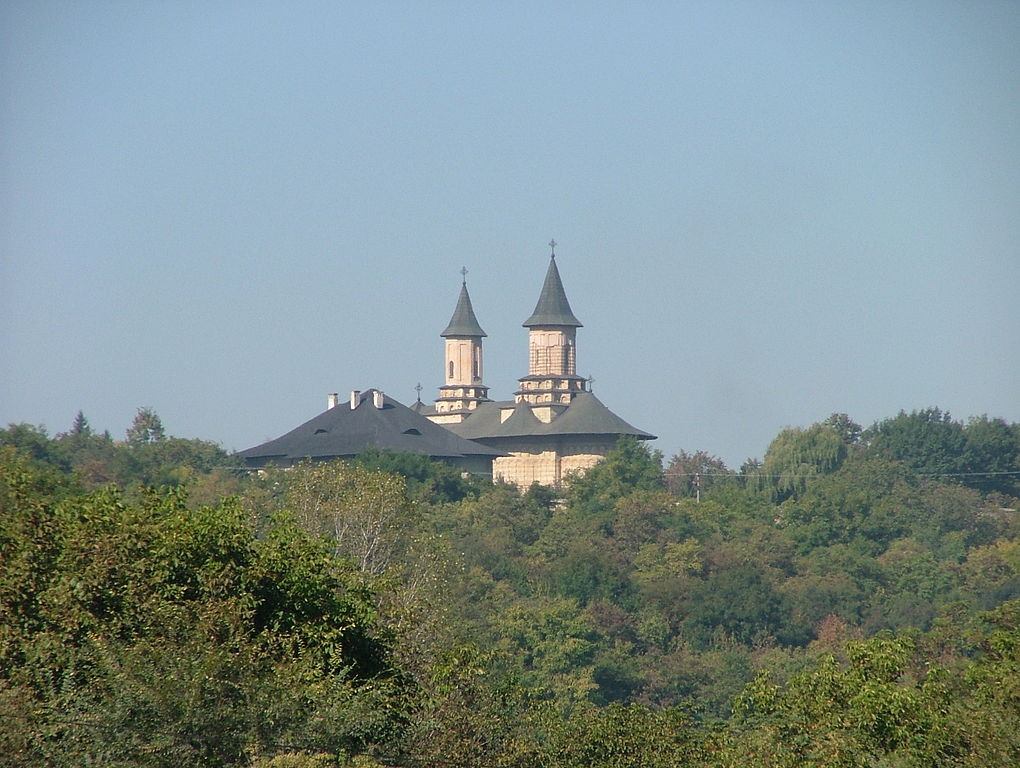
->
(373, 390, 385, 409)
(350, 390, 360, 409)
(327, 393, 339, 410)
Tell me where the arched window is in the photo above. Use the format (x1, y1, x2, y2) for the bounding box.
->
(449, 360, 454, 379)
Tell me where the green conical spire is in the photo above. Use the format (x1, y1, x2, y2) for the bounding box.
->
(522, 253, 582, 328)
(441, 278, 486, 338)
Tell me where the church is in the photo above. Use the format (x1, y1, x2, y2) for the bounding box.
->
(239, 244, 655, 488)
(416, 244, 655, 487)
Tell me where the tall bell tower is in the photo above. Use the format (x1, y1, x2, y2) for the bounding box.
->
(515, 241, 588, 415)
(432, 269, 490, 424)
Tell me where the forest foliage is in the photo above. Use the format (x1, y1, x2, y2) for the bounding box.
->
(1, 407, 1019, 766)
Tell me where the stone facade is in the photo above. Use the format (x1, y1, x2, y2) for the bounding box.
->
(491, 437, 616, 487)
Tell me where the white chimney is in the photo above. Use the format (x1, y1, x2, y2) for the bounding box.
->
(373, 390, 385, 409)
(350, 390, 360, 409)
(327, 393, 339, 410)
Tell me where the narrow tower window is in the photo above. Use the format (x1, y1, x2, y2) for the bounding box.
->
(449, 360, 454, 379)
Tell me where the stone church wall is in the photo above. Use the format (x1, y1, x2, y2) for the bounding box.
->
(491, 436, 618, 488)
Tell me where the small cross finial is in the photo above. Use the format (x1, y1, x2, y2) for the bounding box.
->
(549, 239, 557, 257)
(460, 266, 468, 283)
(414, 382, 423, 402)
(586, 374, 595, 392)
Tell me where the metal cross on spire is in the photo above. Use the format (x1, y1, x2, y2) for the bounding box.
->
(549, 239, 557, 257)
(414, 382, 423, 402)
(460, 266, 468, 283)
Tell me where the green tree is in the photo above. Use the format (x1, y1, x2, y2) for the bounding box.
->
(565, 436, 663, 514)
(544, 702, 706, 768)
(491, 595, 603, 707)
(864, 407, 966, 479)
(958, 539, 1020, 610)
(127, 435, 231, 488)
(69, 409, 91, 436)
(823, 412, 863, 445)
(351, 448, 481, 503)
(962, 415, 1020, 496)
(960, 599, 1020, 765)
(0, 451, 405, 767)
(665, 449, 732, 497)
(759, 422, 849, 501)
(0, 423, 71, 472)
(126, 406, 166, 444)
(683, 563, 797, 647)
(429, 481, 552, 592)
(257, 460, 413, 575)
(727, 633, 965, 767)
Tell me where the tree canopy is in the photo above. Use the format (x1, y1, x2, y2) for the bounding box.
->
(2, 405, 1019, 766)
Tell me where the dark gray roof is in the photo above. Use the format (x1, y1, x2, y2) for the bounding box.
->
(522, 256, 583, 328)
(446, 392, 655, 441)
(441, 282, 486, 338)
(238, 389, 504, 465)
(489, 399, 545, 436)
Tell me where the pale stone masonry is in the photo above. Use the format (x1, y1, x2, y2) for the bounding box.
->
(423, 247, 655, 488)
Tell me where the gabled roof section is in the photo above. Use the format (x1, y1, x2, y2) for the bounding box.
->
(441, 401, 511, 441)
(237, 389, 503, 465)
(441, 282, 486, 338)
(548, 391, 656, 439)
(523, 255, 583, 328)
(444, 392, 655, 441)
(490, 399, 545, 436)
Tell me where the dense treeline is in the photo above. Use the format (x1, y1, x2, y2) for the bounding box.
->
(1, 407, 1018, 766)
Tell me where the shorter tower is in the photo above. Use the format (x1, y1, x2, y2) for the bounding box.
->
(432, 271, 490, 424)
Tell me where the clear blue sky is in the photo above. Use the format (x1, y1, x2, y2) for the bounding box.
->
(2, 1, 1018, 467)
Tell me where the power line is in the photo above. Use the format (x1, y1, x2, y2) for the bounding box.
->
(663, 469, 1020, 480)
